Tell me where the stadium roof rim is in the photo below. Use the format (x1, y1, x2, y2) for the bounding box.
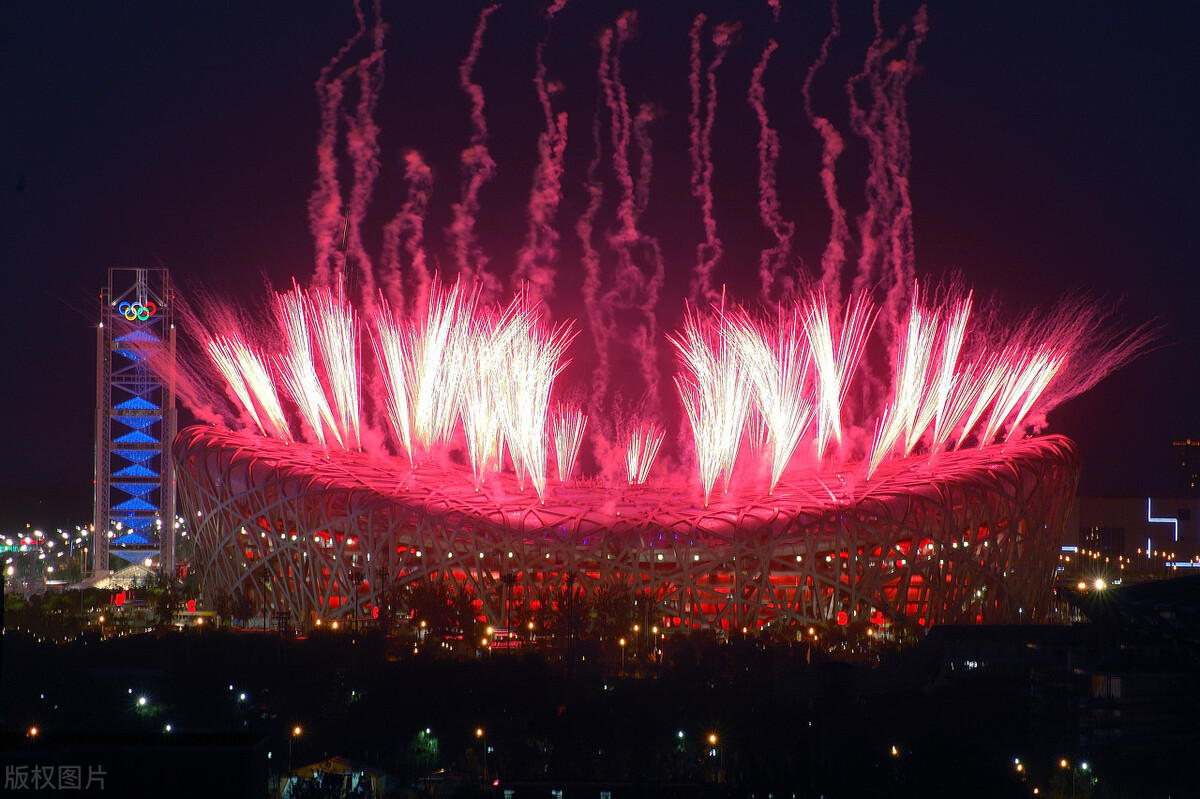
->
(174, 425, 1079, 526)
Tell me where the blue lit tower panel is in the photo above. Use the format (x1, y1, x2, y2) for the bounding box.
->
(93, 267, 177, 574)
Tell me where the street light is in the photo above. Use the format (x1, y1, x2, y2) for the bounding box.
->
(619, 638, 626, 670)
(289, 726, 302, 776)
(708, 733, 723, 779)
(1060, 758, 1088, 798)
(470, 719, 484, 777)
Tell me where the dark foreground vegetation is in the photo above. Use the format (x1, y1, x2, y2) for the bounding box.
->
(3, 618, 1196, 799)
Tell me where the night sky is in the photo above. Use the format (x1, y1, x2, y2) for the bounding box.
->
(3, 1, 1198, 526)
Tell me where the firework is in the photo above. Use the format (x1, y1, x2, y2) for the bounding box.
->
(275, 287, 341, 450)
(869, 289, 973, 476)
(165, 5, 1155, 644)
(626, 422, 665, 486)
(925, 295, 973, 450)
(369, 301, 416, 465)
(802, 292, 876, 459)
(410, 280, 474, 452)
(206, 336, 291, 442)
(307, 288, 362, 450)
(956, 352, 1010, 450)
(458, 316, 506, 489)
(981, 346, 1063, 445)
(671, 303, 752, 503)
(551, 404, 587, 483)
(489, 293, 576, 500)
(729, 309, 814, 492)
(175, 5, 1150, 508)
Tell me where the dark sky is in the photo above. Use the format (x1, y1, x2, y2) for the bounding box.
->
(3, 1, 1198, 525)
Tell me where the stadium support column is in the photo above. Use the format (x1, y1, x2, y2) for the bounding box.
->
(93, 303, 111, 575)
(93, 268, 177, 575)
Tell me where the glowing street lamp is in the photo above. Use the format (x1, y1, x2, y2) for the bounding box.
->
(289, 725, 302, 775)
(708, 733, 723, 777)
(619, 637, 626, 670)
(1060, 758, 1089, 798)
(476, 728, 488, 782)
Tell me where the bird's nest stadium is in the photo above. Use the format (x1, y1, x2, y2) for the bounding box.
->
(173, 425, 1078, 634)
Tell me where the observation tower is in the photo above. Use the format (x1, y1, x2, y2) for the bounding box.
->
(93, 267, 177, 575)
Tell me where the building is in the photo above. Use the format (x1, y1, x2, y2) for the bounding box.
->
(173, 427, 1079, 634)
(1173, 437, 1200, 497)
(1067, 496, 1200, 580)
(93, 267, 177, 574)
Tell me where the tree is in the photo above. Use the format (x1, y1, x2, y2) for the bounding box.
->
(371, 567, 401, 636)
(404, 577, 456, 636)
(591, 582, 636, 641)
(213, 588, 235, 627)
(233, 590, 257, 626)
(152, 585, 179, 629)
(150, 570, 180, 629)
(449, 583, 481, 645)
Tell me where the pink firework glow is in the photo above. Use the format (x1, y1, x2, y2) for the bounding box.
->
(409, 279, 474, 453)
(802, 291, 877, 460)
(489, 293, 577, 500)
(625, 422, 666, 486)
(551, 405, 588, 483)
(671, 302, 753, 503)
(206, 336, 291, 442)
(867, 287, 969, 477)
(307, 289, 362, 451)
(178, 3, 1152, 503)
(730, 309, 814, 493)
(369, 301, 416, 465)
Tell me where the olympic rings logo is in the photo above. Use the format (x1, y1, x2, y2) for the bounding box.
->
(118, 301, 157, 321)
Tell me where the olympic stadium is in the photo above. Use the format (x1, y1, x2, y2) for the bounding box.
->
(173, 425, 1078, 634)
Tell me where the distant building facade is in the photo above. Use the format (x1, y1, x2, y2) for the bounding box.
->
(1173, 438, 1200, 497)
(1068, 497, 1200, 577)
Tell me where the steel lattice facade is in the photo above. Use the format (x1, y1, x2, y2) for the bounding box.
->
(94, 267, 177, 574)
(174, 426, 1078, 632)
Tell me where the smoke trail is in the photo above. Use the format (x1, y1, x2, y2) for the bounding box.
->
(308, 1, 368, 288)
(577, 73, 611, 461)
(633, 103, 657, 221)
(688, 16, 739, 305)
(597, 14, 666, 424)
(381, 150, 434, 316)
(802, 1, 848, 308)
(602, 19, 636, 250)
(749, 37, 796, 306)
(846, 1, 928, 350)
(449, 4, 501, 305)
(343, 4, 387, 312)
(512, 4, 569, 306)
(687, 15, 705, 203)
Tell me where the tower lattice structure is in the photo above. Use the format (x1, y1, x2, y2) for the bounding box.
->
(93, 267, 177, 574)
